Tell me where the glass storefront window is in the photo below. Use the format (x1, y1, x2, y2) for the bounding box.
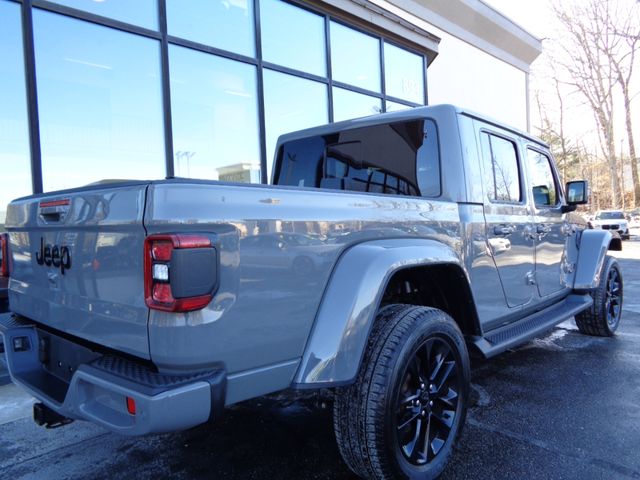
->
(332, 87, 381, 122)
(386, 101, 414, 113)
(330, 22, 380, 93)
(34, 10, 165, 192)
(384, 43, 425, 104)
(260, 0, 326, 76)
(0, 0, 32, 227)
(49, 0, 158, 30)
(170, 46, 260, 182)
(167, 0, 255, 58)
(263, 70, 328, 179)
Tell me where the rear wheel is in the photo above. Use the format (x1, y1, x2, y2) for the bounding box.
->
(333, 305, 470, 479)
(575, 256, 623, 336)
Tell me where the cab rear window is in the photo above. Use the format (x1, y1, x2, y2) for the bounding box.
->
(274, 119, 440, 197)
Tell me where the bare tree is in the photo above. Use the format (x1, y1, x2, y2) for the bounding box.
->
(553, 0, 622, 207)
(606, 1, 640, 206)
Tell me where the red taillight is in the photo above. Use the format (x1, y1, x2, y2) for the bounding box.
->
(0, 233, 9, 277)
(144, 234, 215, 312)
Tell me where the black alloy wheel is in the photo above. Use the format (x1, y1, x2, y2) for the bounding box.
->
(605, 266, 622, 328)
(395, 336, 462, 465)
(576, 255, 623, 337)
(333, 305, 470, 480)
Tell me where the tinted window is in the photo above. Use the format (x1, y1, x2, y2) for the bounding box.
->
(526, 149, 558, 207)
(49, 0, 158, 29)
(332, 87, 381, 121)
(167, 0, 255, 57)
(275, 119, 439, 197)
(260, 0, 326, 76)
(0, 0, 31, 227)
(34, 11, 165, 192)
(596, 211, 624, 220)
(384, 43, 424, 104)
(330, 22, 380, 92)
(480, 132, 521, 203)
(170, 45, 260, 182)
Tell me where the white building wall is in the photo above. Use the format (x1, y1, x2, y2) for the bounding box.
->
(427, 30, 528, 131)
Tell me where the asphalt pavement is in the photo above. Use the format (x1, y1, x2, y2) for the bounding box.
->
(1, 235, 639, 479)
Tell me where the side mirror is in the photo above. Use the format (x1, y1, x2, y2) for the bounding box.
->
(566, 180, 589, 205)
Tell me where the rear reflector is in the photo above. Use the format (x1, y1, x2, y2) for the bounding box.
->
(126, 397, 136, 415)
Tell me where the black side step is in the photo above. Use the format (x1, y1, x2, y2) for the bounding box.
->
(472, 294, 592, 358)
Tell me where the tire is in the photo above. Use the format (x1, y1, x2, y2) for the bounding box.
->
(575, 255, 623, 337)
(333, 304, 470, 480)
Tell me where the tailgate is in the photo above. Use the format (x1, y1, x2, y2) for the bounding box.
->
(5, 182, 151, 360)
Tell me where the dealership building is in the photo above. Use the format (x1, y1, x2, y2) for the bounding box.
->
(0, 0, 541, 224)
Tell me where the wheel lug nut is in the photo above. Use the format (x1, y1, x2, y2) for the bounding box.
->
(429, 401, 433, 407)
(420, 383, 425, 389)
(421, 410, 426, 417)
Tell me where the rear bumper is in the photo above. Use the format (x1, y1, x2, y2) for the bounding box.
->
(0, 314, 226, 436)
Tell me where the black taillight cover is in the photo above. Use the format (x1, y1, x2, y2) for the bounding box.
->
(170, 247, 218, 299)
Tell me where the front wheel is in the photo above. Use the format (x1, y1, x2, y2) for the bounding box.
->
(333, 305, 470, 479)
(575, 255, 623, 336)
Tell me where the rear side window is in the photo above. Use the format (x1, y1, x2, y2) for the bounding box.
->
(274, 119, 440, 197)
(526, 149, 559, 207)
(480, 132, 521, 203)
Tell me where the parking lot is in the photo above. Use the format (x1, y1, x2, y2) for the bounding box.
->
(1, 234, 639, 479)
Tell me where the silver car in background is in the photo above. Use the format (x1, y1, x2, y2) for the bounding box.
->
(589, 210, 630, 240)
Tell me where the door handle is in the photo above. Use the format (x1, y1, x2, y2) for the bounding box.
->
(493, 225, 514, 236)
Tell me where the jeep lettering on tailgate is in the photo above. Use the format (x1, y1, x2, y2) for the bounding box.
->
(35, 237, 71, 274)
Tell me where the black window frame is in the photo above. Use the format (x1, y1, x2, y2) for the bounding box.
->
(525, 146, 563, 209)
(479, 129, 524, 205)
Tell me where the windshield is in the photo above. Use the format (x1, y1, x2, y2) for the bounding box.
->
(596, 211, 624, 220)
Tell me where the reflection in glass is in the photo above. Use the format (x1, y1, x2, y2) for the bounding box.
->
(526, 149, 558, 206)
(384, 43, 425, 104)
(332, 87, 381, 122)
(170, 46, 260, 182)
(0, 0, 31, 226)
(167, 0, 255, 57)
(34, 11, 165, 192)
(48, 0, 158, 30)
(386, 100, 413, 113)
(481, 133, 521, 203)
(330, 22, 380, 92)
(263, 70, 328, 179)
(275, 119, 437, 199)
(261, 0, 326, 76)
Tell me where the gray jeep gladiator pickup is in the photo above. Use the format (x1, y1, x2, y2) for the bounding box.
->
(0, 105, 623, 479)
